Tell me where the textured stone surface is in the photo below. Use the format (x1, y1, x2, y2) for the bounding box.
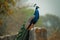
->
(0, 34, 17, 40)
(0, 27, 47, 40)
(29, 27, 47, 40)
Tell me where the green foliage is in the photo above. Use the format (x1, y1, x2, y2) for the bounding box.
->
(0, 0, 5, 3)
(0, 0, 15, 15)
(0, 0, 16, 35)
(41, 14, 60, 37)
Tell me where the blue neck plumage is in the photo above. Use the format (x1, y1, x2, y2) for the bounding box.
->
(34, 8, 39, 18)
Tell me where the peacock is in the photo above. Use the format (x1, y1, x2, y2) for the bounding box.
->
(27, 4, 39, 30)
(16, 4, 40, 40)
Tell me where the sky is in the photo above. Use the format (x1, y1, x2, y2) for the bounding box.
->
(16, 0, 60, 17)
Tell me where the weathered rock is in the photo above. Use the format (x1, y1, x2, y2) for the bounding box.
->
(0, 34, 17, 40)
(29, 27, 47, 40)
(0, 27, 47, 40)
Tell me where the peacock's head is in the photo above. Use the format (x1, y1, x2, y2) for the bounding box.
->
(36, 6, 39, 9)
(33, 4, 39, 9)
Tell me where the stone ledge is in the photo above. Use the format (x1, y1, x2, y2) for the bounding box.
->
(0, 34, 17, 40)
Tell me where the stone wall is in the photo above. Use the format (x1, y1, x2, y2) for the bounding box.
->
(29, 27, 47, 40)
(0, 27, 47, 40)
(0, 34, 17, 40)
